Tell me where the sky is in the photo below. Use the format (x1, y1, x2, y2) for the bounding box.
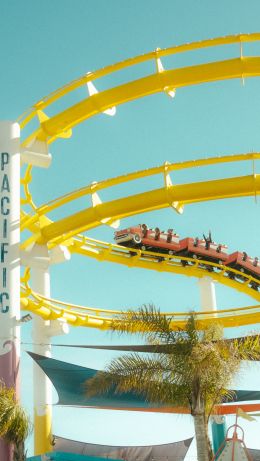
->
(1, 0, 260, 458)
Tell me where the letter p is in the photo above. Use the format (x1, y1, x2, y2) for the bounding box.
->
(1, 152, 9, 171)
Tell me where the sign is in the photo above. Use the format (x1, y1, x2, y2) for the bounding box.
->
(0, 151, 10, 313)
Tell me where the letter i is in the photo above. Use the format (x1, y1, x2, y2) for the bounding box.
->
(3, 219, 7, 238)
(2, 268, 6, 288)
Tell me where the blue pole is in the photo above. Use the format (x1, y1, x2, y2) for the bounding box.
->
(211, 416, 227, 455)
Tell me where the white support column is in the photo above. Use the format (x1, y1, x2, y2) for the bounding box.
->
(31, 248, 53, 456)
(198, 276, 217, 313)
(198, 276, 226, 452)
(0, 121, 20, 461)
(23, 243, 70, 456)
(20, 132, 54, 456)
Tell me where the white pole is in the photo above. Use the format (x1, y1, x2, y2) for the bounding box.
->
(27, 243, 70, 456)
(0, 121, 20, 461)
(198, 276, 217, 312)
(30, 246, 53, 456)
(198, 276, 226, 453)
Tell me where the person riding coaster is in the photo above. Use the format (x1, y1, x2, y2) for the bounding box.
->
(114, 224, 259, 290)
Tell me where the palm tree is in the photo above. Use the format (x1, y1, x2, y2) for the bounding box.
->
(0, 382, 31, 461)
(86, 305, 260, 461)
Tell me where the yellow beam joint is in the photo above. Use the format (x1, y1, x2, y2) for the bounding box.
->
(164, 161, 184, 214)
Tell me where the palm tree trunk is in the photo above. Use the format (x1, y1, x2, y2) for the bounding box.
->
(193, 414, 211, 461)
(13, 441, 26, 461)
(205, 419, 213, 460)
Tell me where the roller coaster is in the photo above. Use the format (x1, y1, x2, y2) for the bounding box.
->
(18, 32, 260, 331)
(19, 152, 260, 329)
(1, 33, 260, 454)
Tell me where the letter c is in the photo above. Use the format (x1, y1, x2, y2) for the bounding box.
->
(0, 292, 9, 313)
(1, 197, 10, 215)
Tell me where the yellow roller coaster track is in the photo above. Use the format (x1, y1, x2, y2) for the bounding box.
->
(19, 33, 260, 329)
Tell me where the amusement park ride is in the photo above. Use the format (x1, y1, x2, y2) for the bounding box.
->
(1, 33, 260, 460)
(114, 225, 260, 288)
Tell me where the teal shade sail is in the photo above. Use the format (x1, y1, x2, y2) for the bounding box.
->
(28, 352, 260, 409)
(28, 453, 119, 461)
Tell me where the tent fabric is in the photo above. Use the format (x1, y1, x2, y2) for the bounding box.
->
(51, 344, 172, 353)
(28, 352, 260, 411)
(249, 449, 260, 461)
(26, 447, 260, 461)
(28, 453, 119, 461)
(27, 352, 154, 409)
(53, 435, 193, 461)
(41, 336, 260, 358)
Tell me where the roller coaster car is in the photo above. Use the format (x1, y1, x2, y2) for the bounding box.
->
(114, 226, 259, 290)
(176, 237, 228, 263)
(114, 224, 180, 254)
(114, 225, 228, 262)
(225, 252, 260, 281)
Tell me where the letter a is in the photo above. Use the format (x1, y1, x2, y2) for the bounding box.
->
(1, 174, 10, 193)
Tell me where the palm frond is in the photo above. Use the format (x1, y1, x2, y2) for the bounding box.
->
(0, 383, 31, 444)
(4, 406, 31, 444)
(86, 353, 172, 397)
(231, 335, 260, 361)
(86, 353, 190, 407)
(111, 304, 177, 344)
(85, 306, 260, 461)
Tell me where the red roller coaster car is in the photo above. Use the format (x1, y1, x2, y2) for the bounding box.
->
(114, 224, 228, 263)
(225, 252, 260, 287)
(114, 224, 259, 290)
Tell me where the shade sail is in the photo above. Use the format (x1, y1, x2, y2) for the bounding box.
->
(28, 352, 155, 409)
(28, 453, 118, 461)
(26, 447, 260, 461)
(28, 352, 260, 414)
(38, 336, 260, 358)
(53, 435, 193, 461)
(249, 449, 260, 461)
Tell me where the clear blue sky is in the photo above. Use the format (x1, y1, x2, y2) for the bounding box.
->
(1, 0, 260, 457)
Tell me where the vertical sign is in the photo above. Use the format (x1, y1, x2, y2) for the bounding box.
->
(1, 150, 10, 315)
(0, 121, 20, 461)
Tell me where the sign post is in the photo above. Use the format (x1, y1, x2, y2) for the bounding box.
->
(0, 121, 20, 460)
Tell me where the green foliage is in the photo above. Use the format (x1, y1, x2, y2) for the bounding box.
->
(86, 305, 260, 417)
(87, 306, 260, 413)
(85, 305, 260, 461)
(0, 382, 31, 460)
(111, 304, 177, 344)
